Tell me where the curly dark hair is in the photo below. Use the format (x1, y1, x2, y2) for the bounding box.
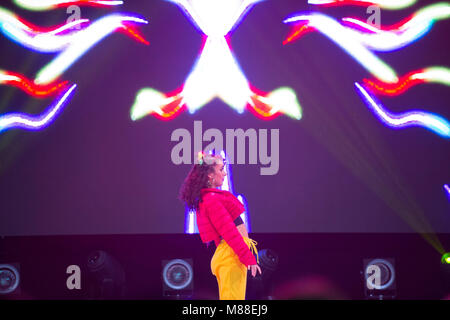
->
(178, 153, 223, 211)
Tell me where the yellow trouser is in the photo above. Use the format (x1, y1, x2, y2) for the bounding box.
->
(210, 237, 258, 300)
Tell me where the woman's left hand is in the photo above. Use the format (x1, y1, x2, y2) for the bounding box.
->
(248, 264, 262, 277)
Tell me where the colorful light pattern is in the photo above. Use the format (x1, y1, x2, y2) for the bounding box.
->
(400, 2, 450, 30)
(341, 18, 381, 33)
(354, 82, 450, 138)
(131, 88, 185, 121)
(35, 14, 148, 85)
(131, 0, 302, 121)
(285, 3, 450, 139)
(0, 8, 148, 54)
(181, 36, 252, 114)
(0, 7, 89, 34)
(444, 184, 450, 198)
(1, 19, 91, 53)
(0, 70, 68, 97)
(363, 67, 450, 96)
(308, 0, 417, 10)
(342, 2, 450, 32)
(0, 2, 148, 135)
(185, 150, 251, 234)
(284, 3, 450, 79)
(0, 84, 77, 133)
(13, 0, 123, 11)
(249, 87, 302, 120)
(284, 13, 399, 83)
(340, 19, 433, 52)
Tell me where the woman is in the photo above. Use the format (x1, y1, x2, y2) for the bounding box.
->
(179, 151, 261, 300)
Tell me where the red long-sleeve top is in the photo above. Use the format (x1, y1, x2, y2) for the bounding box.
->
(197, 188, 257, 267)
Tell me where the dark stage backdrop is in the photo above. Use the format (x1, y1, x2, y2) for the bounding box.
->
(0, 0, 449, 235)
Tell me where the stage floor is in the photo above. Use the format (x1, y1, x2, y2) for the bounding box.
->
(1, 233, 449, 299)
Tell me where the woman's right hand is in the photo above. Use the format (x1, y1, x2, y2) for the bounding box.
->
(248, 264, 262, 277)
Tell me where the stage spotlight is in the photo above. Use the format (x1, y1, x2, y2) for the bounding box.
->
(362, 258, 396, 300)
(0, 264, 20, 295)
(161, 259, 193, 299)
(441, 252, 450, 295)
(259, 249, 279, 274)
(86, 250, 125, 299)
(442, 253, 450, 264)
(249, 249, 279, 299)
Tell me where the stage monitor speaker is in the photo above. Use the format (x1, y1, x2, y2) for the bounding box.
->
(0, 263, 21, 296)
(362, 258, 396, 300)
(161, 258, 193, 299)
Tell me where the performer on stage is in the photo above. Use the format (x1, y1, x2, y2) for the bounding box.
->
(179, 151, 261, 300)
